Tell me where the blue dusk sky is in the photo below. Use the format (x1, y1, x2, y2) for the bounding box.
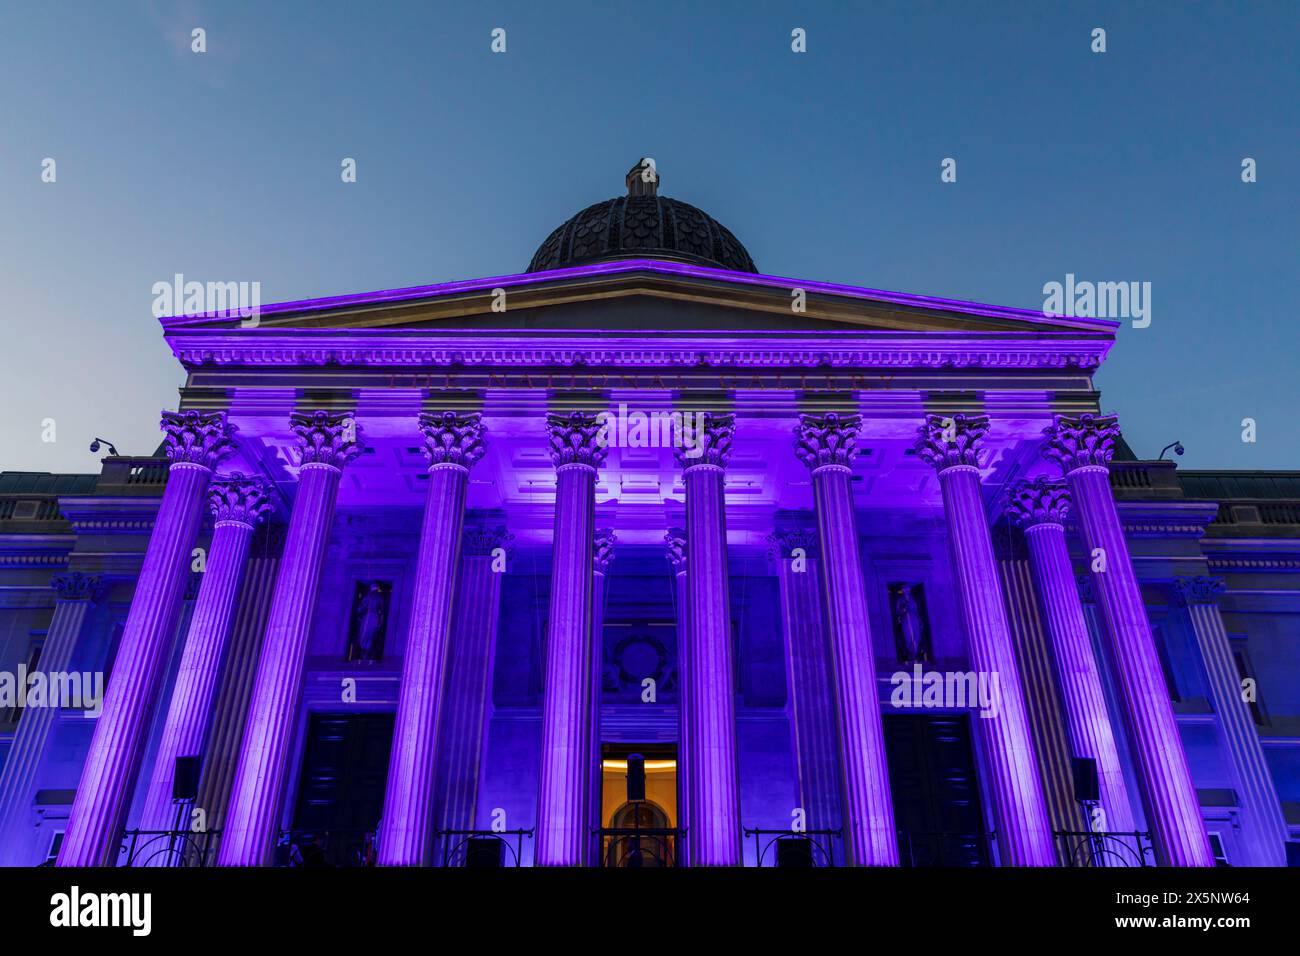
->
(1, 0, 1296, 472)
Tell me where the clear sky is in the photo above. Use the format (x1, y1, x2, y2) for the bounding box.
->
(1, 1, 1296, 473)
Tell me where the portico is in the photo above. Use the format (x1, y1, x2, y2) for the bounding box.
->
(34, 163, 1241, 868)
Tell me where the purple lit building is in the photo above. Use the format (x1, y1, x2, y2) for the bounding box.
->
(1, 162, 1296, 867)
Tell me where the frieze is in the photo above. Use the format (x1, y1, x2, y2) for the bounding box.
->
(168, 335, 1107, 372)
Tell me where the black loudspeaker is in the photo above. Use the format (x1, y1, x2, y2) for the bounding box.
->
(465, 837, 503, 868)
(777, 839, 815, 868)
(1285, 842, 1300, 867)
(626, 754, 646, 803)
(172, 755, 201, 802)
(1071, 757, 1100, 804)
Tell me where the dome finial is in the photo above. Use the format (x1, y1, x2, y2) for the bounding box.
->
(626, 157, 658, 197)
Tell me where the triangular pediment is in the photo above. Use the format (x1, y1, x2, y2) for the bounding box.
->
(160, 260, 1117, 339)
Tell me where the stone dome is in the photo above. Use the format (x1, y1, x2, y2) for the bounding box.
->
(526, 159, 757, 274)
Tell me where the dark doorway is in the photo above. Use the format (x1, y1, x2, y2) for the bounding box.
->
(287, 712, 394, 866)
(598, 743, 678, 867)
(883, 713, 990, 866)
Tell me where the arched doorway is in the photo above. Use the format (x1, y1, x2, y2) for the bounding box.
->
(605, 800, 674, 867)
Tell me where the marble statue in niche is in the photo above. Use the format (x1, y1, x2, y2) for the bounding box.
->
(347, 580, 392, 662)
(889, 581, 933, 664)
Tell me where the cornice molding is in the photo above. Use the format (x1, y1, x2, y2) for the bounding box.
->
(1207, 557, 1300, 570)
(165, 331, 1109, 372)
(0, 554, 70, 568)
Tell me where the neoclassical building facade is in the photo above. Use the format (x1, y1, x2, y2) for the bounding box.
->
(0, 163, 1296, 867)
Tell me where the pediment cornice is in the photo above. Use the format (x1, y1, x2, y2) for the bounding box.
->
(166, 329, 1109, 371)
(158, 259, 1119, 338)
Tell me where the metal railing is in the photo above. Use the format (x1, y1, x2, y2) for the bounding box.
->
(1053, 830, 1155, 867)
(437, 828, 534, 867)
(119, 828, 220, 867)
(596, 826, 681, 867)
(743, 827, 842, 867)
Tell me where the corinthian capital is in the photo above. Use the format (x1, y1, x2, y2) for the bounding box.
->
(1041, 413, 1121, 473)
(51, 572, 105, 603)
(160, 410, 237, 469)
(290, 410, 363, 468)
(1006, 477, 1071, 528)
(794, 413, 861, 471)
(594, 529, 617, 573)
(915, 413, 990, 471)
(209, 474, 275, 527)
(546, 411, 608, 469)
(418, 411, 486, 468)
(664, 528, 687, 572)
(673, 412, 735, 469)
(767, 526, 819, 560)
(1174, 575, 1226, 608)
(463, 525, 513, 558)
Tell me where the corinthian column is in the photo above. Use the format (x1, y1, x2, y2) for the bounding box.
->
(140, 476, 273, 833)
(585, 529, 615, 862)
(0, 573, 104, 866)
(536, 412, 606, 866)
(218, 411, 361, 866)
(1042, 414, 1213, 866)
(795, 414, 897, 865)
(916, 414, 1055, 866)
(1006, 477, 1136, 836)
(767, 525, 843, 838)
(677, 413, 741, 866)
(378, 412, 486, 866)
(1174, 576, 1287, 866)
(665, 528, 690, 865)
(59, 411, 236, 866)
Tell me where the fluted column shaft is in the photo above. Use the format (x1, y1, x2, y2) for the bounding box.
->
(1177, 577, 1287, 866)
(0, 574, 101, 865)
(194, 537, 282, 834)
(1067, 468, 1212, 864)
(60, 464, 211, 867)
(139, 520, 252, 830)
(939, 468, 1056, 864)
(536, 463, 597, 864)
(377, 465, 470, 864)
(814, 469, 900, 863)
(681, 440, 742, 866)
(140, 478, 271, 832)
(432, 528, 510, 859)
(1043, 413, 1213, 867)
(377, 410, 485, 866)
(770, 529, 844, 838)
(1009, 480, 1136, 835)
(665, 530, 690, 865)
(219, 410, 359, 865)
(795, 415, 898, 864)
(918, 415, 1055, 866)
(60, 411, 235, 866)
(583, 531, 614, 864)
(60, 463, 212, 866)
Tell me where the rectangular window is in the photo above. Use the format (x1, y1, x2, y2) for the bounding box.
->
(44, 831, 64, 865)
(1208, 832, 1230, 866)
(2, 638, 44, 726)
(1232, 646, 1267, 726)
(1152, 622, 1181, 703)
